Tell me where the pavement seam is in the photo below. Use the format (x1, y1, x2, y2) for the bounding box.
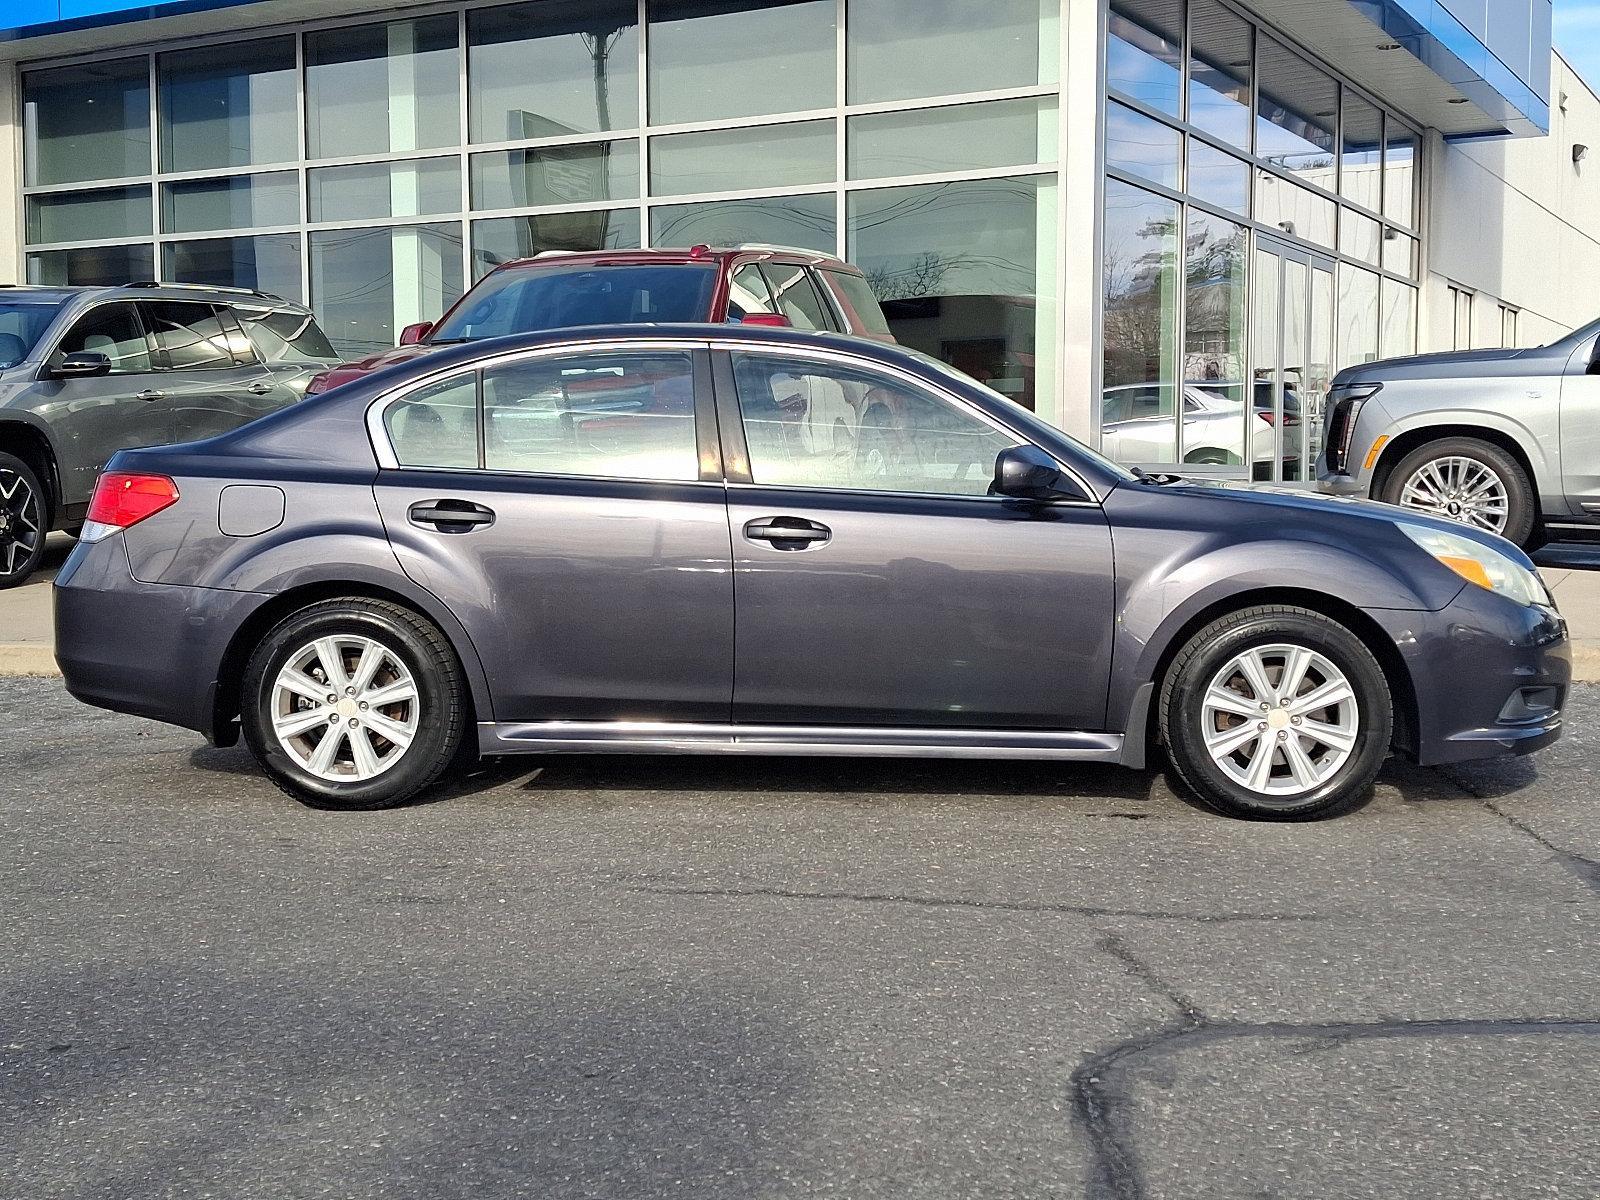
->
(1437, 767, 1600, 898)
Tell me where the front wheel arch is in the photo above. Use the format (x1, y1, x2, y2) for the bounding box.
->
(1370, 426, 1541, 515)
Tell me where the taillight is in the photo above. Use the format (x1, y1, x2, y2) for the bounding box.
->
(80, 473, 179, 543)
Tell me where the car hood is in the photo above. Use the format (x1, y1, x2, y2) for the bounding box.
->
(1332, 344, 1567, 387)
(338, 343, 438, 374)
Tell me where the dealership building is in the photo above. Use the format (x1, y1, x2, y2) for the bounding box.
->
(0, 0, 1593, 480)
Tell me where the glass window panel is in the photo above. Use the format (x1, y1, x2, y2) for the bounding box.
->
(820, 268, 894, 336)
(1255, 38, 1338, 190)
(848, 97, 1056, 180)
(1341, 94, 1383, 213)
(484, 351, 700, 481)
(649, 0, 834, 125)
(1101, 179, 1179, 463)
(305, 16, 460, 160)
(1106, 0, 1182, 116)
(311, 222, 465, 359)
(1339, 209, 1381, 267)
(1183, 210, 1249, 466)
(443, 262, 714, 339)
(1382, 228, 1417, 279)
(848, 0, 1057, 104)
(1188, 0, 1251, 149)
(1187, 139, 1250, 215)
(1254, 171, 1335, 249)
(388, 374, 480, 470)
(1308, 265, 1335, 464)
(51, 302, 153, 373)
(140, 301, 236, 371)
(1385, 124, 1417, 226)
(28, 246, 155, 289)
(651, 193, 836, 252)
(27, 187, 151, 245)
(1104, 101, 1180, 191)
(650, 122, 833, 196)
(727, 263, 777, 318)
(471, 209, 642, 278)
(471, 142, 638, 211)
(468, 0, 639, 141)
(236, 307, 337, 363)
(732, 351, 1017, 495)
(157, 38, 297, 173)
(849, 175, 1058, 418)
(163, 234, 304, 302)
(23, 59, 150, 188)
(309, 159, 462, 224)
(162, 172, 298, 235)
(1381, 278, 1417, 360)
(763, 262, 833, 330)
(1336, 263, 1380, 370)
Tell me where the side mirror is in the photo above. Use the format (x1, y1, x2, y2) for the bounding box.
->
(738, 312, 792, 328)
(398, 321, 433, 346)
(51, 351, 112, 379)
(992, 444, 1078, 502)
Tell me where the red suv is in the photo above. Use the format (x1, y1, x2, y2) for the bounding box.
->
(307, 245, 893, 394)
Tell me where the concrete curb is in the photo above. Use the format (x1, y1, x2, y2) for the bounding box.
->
(0, 645, 59, 677)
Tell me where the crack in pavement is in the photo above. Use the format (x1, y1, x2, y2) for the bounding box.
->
(630, 885, 1328, 924)
(1439, 767, 1600, 897)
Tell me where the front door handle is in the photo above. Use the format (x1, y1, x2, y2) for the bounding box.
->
(408, 500, 495, 532)
(744, 517, 831, 548)
(135, 390, 165, 402)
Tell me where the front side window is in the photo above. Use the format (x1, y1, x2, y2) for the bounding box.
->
(731, 352, 1018, 496)
(484, 351, 699, 480)
(53, 303, 152, 374)
(387, 373, 480, 470)
(140, 303, 237, 371)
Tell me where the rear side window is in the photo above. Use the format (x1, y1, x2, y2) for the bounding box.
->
(820, 269, 892, 337)
(763, 263, 833, 331)
(726, 264, 777, 320)
(238, 308, 337, 363)
(140, 302, 235, 371)
(53, 303, 152, 374)
(386, 373, 479, 470)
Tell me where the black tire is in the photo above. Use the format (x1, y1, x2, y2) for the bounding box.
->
(1159, 606, 1393, 821)
(0, 450, 49, 590)
(240, 598, 470, 810)
(1379, 436, 1536, 547)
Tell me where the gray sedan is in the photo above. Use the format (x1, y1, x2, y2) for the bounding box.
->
(55, 326, 1569, 821)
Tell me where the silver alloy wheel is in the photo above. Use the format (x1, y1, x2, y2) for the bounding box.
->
(271, 635, 420, 783)
(1397, 455, 1510, 534)
(0, 466, 43, 578)
(1201, 643, 1361, 798)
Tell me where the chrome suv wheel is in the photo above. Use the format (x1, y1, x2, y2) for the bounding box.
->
(0, 451, 47, 590)
(1380, 437, 1536, 547)
(1162, 606, 1393, 821)
(241, 599, 469, 810)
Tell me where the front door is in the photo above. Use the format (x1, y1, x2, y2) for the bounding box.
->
(371, 345, 734, 722)
(717, 347, 1116, 731)
(1250, 238, 1335, 483)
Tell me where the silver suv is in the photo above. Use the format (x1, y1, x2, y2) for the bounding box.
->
(1318, 316, 1600, 548)
(0, 282, 338, 586)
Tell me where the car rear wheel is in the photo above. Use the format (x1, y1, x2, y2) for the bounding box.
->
(241, 599, 469, 810)
(1160, 606, 1393, 821)
(0, 451, 48, 590)
(1380, 437, 1535, 546)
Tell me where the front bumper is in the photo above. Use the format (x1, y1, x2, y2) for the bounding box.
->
(1377, 585, 1569, 767)
(1317, 470, 1369, 499)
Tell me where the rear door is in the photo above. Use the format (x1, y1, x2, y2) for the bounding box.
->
(139, 301, 279, 443)
(1561, 338, 1600, 515)
(371, 342, 735, 722)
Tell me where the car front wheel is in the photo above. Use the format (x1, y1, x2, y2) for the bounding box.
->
(1160, 606, 1393, 821)
(241, 598, 469, 810)
(0, 451, 48, 590)
(1380, 437, 1535, 546)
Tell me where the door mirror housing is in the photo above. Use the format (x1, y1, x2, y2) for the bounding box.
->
(738, 312, 792, 328)
(398, 321, 433, 346)
(51, 351, 113, 379)
(992, 444, 1079, 502)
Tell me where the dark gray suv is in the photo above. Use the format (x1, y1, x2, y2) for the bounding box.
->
(0, 283, 338, 585)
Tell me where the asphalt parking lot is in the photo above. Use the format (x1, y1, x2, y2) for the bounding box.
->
(3, 676, 1597, 1199)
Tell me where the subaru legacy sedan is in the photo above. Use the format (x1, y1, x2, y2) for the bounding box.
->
(55, 327, 1568, 821)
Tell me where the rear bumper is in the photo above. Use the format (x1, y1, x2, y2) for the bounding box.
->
(54, 535, 266, 742)
(1378, 586, 1569, 767)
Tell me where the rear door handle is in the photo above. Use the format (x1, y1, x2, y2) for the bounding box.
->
(408, 500, 495, 532)
(744, 517, 831, 548)
(136, 390, 165, 402)
(246, 382, 274, 396)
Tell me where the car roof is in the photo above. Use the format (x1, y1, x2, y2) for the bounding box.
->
(0, 281, 311, 313)
(487, 245, 861, 276)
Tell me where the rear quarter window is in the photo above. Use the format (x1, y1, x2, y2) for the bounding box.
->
(238, 308, 338, 363)
(820, 269, 892, 337)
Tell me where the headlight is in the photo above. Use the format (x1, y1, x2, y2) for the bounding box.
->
(1399, 523, 1551, 607)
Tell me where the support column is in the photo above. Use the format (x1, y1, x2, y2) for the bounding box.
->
(0, 64, 23, 284)
(1057, 0, 1106, 444)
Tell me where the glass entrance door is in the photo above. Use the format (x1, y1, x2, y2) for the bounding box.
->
(1251, 236, 1334, 483)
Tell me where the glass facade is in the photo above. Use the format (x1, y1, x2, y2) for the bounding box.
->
(20, 0, 1061, 419)
(1102, 0, 1420, 479)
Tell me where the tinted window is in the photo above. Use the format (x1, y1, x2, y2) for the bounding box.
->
(0, 302, 63, 368)
(386, 373, 480, 470)
(819, 269, 891, 336)
(764, 263, 833, 331)
(54, 303, 152, 374)
(731, 352, 1016, 497)
(140, 303, 236, 371)
(726, 263, 776, 320)
(238, 308, 337, 363)
(215, 308, 259, 366)
(484, 351, 699, 481)
(431, 265, 718, 342)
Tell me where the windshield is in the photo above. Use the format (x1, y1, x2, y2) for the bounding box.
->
(431, 264, 719, 343)
(0, 301, 64, 369)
